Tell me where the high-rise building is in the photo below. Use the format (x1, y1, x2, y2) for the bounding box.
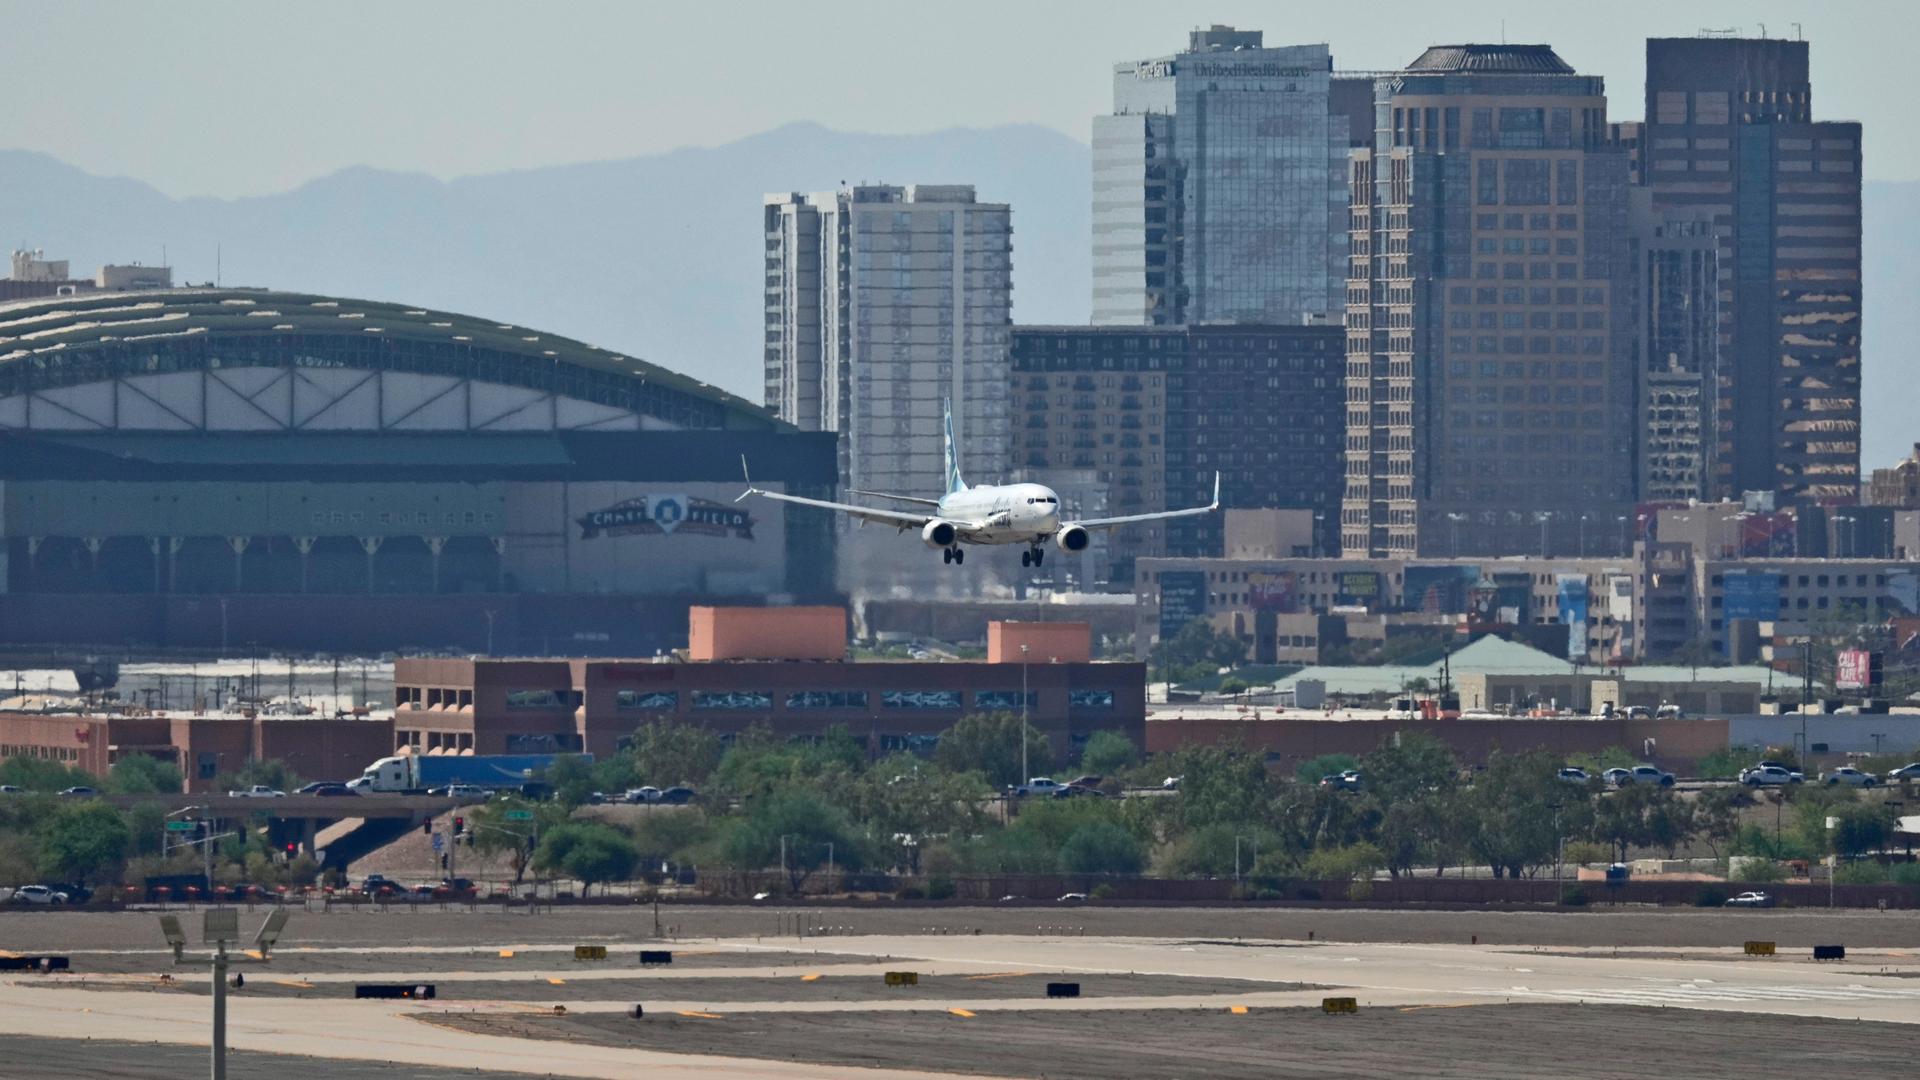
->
(1642, 37, 1862, 505)
(1011, 323, 1343, 581)
(1092, 26, 1355, 327)
(1628, 187, 1721, 502)
(1342, 45, 1635, 558)
(764, 185, 1012, 497)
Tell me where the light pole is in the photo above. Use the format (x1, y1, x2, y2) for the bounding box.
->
(1534, 512, 1552, 557)
(1020, 644, 1031, 788)
(1234, 834, 1258, 883)
(158, 907, 289, 1080)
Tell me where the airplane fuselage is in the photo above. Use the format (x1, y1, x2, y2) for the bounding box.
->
(936, 482, 1061, 545)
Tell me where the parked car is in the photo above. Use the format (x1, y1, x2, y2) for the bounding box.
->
(56, 786, 97, 798)
(1724, 891, 1777, 908)
(1056, 892, 1088, 902)
(1011, 777, 1069, 798)
(1065, 775, 1104, 790)
(359, 874, 404, 896)
(228, 785, 286, 798)
(294, 781, 355, 797)
(658, 786, 698, 805)
(1740, 764, 1803, 787)
(1556, 767, 1592, 785)
(1057, 784, 1107, 798)
(1161, 776, 1181, 791)
(1319, 770, 1363, 792)
(11, 885, 68, 905)
(1886, 763, 1920, 782)
(1822, 766, 1879, 788)
(0, 784, 23, 795)
(439, 877, 477, 896)
(625, 786, 663, 804)
(441, 784, 488, 800)
(1607, 765, 1675, 787)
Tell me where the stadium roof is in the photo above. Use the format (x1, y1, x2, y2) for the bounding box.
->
(0, 288, 777, 431)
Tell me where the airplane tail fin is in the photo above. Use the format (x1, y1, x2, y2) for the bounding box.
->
(943, 400, 966, 495)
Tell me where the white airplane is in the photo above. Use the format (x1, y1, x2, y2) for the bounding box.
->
(739, 404, 1219, 567)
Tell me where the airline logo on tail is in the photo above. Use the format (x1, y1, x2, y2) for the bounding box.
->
(943, 401, 966, 495)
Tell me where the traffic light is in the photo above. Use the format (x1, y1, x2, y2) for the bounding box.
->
(453, 816, 464, 837)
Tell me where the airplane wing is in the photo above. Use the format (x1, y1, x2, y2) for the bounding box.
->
(1066, 471, 1221, 532)
(737, 457, 978, 531)
(847, 488, 943, 508)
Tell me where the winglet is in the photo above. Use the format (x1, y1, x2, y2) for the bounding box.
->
(1209, 471, 1221, 511)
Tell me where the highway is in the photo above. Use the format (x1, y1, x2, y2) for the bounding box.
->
(101, 793, 467, 818)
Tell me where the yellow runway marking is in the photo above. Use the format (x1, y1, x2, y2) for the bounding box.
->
(498, 950, 515, 958)
(276, 980, 315, 989)
(801, 974, 822, 982)
(1229, 1005, 1249, 1014)
(678, 1010, 724, 1019)
(964, 972, 1032, 981)
(949, 1008, 976, 1018)
(546, 978, 566, 985)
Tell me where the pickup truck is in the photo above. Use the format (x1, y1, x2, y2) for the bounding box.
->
(1010, 777, 1068, 798)
(1740, 764, 1804, 787)
(227, 785, 286, 798)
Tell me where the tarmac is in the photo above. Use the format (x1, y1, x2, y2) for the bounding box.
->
(4, 907, 1919, 1078)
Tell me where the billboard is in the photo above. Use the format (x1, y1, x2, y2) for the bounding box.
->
(1403, 565, 1479, 614)
(1737, 512, 1796, 558)
(1721, 572, 1782, 622)
(1485, 571, 1533, 626)
(1835, 648, 1875, 691)
(1333, 570, 1382, 609)
(1158, 570, 1209, 643)
(1248, 570, 1298, 613)
(1556, 574, 1590, 661)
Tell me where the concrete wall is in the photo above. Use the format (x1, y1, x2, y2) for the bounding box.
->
(1728, 714, 1920, 756)
(688, 605, 845, 662)
(988, 621, 1091, 664)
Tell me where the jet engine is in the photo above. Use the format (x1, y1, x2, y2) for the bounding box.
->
(1054, 525, 1090, 553)
(922, 520, 957, 549)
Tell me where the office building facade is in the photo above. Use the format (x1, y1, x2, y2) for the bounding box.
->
(1011, 324, 1342, 581)
(1642, 37, 1862, 505)
(1342, 45, 1635, 559)
(1092, 26, 1351, 327)
(764, 185, 1012, 497)
(1629, 189, 1721, 502)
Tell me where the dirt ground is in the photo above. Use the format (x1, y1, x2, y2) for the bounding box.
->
(89, 970, 1308, 1002)
(36, 946, 883, 976)
(426, 1003, 1916, 1080)
(0, 1034, 588, 1080)
(8, 904, 1920, 952)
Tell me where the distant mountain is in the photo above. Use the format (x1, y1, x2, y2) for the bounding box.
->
(2, 135, 1912, 470)
(0, 122, 1092, 405)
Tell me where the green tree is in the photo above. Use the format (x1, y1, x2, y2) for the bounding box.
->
(0, 755, 96, 792)
(1357, 733, 1459, 805)
(1151, 619, 1246, 682)
(1591, 784, 1695, 861)
(1162, 741, 1272, 832)
(532, 822, 639, 896)
(709, 724, 866, 799)
(540, 754, 598, 807)
(1294, 753, 1358, 786)
(1303, 841, 1385, 883)
(847, 759, 991, 873)
(592, 721, 723, 792)
(714, 788, 865, 893)
(37, 800, 131, 885)
(1463, 750, 1587, 878)
(1825, 800, 1896, 860)
(1692, 786, 1746, 858)
(467, 796, 569, 884)
(1057, 822, 1145, 876)
(1078, 731, 1140, 776)
(109, 754, 183, 795)
(215, 758, 300, 793)
(933, 713, 1052, 789)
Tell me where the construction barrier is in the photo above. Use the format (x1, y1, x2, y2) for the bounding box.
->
(1322, 997, 1358, 1014)
(354, 983, 436, 1000)
(1045, 982, 1080, 998)
(1813, 945, 1846, 961)
(573, 945, 608, 961)
(1743, 941, 1776, 956)
(639, 950, 673, 966)
(884, 971, 920, 987)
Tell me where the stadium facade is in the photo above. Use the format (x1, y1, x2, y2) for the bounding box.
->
(0, 289, 838, 654)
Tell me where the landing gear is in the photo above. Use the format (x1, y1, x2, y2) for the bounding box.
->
(1022, 547, 1046, 568)
(942, 546, 965, 565)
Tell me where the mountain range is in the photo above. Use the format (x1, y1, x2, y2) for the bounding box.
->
(1, 125, 1912, 469)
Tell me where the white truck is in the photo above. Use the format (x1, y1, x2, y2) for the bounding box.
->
(346, 753, 591, 796)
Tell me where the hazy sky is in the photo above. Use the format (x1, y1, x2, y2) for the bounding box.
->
(3, 0, 1913, 197)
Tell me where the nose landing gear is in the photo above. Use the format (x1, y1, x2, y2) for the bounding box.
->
(1021, 547, 1046, 568)
(942, 546, 966, 565)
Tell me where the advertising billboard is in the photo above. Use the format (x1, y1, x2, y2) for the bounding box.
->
(1721, 572, 1782, 622)
(1835, 648, 1875, 691)
(1403, 565, 1479, 614)
(1158, 570, 1209, 643)
(1248, 570, 1298, 613)
(1556, 574, 1590, 661)
(1333, 570, 1382, 609)
(1737, 512, 1797, 558)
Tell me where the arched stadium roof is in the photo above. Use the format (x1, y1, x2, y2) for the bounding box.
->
(0, 288, 777, 433)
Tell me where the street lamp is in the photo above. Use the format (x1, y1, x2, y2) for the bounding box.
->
(1234, 834, 1259, 883)
(158, 907, 289, 1080)
(1020, 644, 1032, 789)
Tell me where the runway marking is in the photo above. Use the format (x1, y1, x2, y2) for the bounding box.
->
(275, 980, 314, 989)
(546, 978, 565, 985)
(498, 950, 514, 958)
(964, 972, 1031, 981)
(1399, 1003, 1490, 1013)
(1229, 1005, 1249, 1014)
(677, 1010, 724, 1019)
(1484, 983, 1920, 1007)
(949, 1008, 975, 1018)
(801, 974, 821, 982)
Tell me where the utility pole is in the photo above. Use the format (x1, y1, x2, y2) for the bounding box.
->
(1020, 644, 1031, 787)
